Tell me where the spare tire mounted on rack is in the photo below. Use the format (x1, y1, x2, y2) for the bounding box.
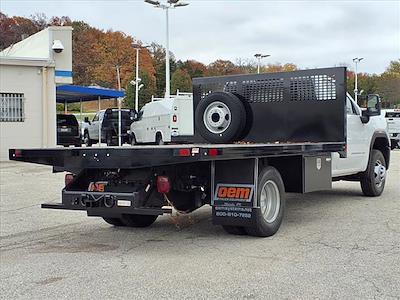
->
(195, 92, 246, 143)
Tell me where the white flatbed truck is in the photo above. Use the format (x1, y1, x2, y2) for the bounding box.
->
(9, 67, 390, 237)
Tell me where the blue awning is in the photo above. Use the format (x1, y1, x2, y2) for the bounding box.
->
(56, 85, 125, 103)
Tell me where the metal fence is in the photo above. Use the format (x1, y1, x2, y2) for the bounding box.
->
(0, 93, 25, 122)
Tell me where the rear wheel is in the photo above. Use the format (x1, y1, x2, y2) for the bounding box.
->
(106, 132, 116, 146)
(130, 134, 137, 145)
(120, 214, 158, 227)
(222, 226, 247, 235)
(245, 166, 285, 237)
(360, 149, 387, 197)
(84, 132, 92, 147)
(156, 134, 164, 145)
(102, 217, 125, 226)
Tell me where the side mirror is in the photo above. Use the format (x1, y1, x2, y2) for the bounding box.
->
(84, 117, 90, 124)
(366, 94, 381, 116)
(130, 111, 138, 121)
(360, 94, 381, 123)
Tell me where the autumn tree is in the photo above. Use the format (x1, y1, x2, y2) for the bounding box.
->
(207, 59, 240, 76)
(178, 59, 208, 78)
(263, 63, 298, 73)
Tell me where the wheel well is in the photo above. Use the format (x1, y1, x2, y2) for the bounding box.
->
(372, 137, 390, 169)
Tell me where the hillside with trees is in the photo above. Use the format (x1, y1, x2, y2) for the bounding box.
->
(1, 12, 399, 108)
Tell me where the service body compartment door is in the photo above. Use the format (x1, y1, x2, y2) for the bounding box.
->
(303, 154, 332, 193)
(212, 159, 259, 227)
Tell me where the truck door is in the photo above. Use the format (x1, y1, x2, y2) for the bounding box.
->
(89, 113, 100, 140)
(332, 96, 367, 176)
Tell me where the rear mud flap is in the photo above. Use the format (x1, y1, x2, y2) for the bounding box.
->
(211, 159, 259, 227)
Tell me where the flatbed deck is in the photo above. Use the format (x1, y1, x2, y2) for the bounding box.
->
(9, 142, 345, 171)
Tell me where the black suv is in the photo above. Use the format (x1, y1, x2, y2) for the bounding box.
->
(57, 114, 81, 147)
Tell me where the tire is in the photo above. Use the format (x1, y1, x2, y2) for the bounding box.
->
(360, 149, 387, 197)
(84, 132, 92, 147)
(120, 214, 158, 227)
(103, 217, 125, 226)
(106, 132, 114, 146)
(222, 226, 247, 235)
(156, 133, 164, 145)
(246, 166, 285, 237)
(195, 92, 246, 143)
(130, 134, 137, 146)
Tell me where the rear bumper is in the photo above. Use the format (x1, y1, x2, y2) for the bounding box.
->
(43, 189, 172, 217)
(57, 135, 81, 146)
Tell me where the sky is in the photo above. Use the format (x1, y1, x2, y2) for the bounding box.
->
(1, 0, 399, 74)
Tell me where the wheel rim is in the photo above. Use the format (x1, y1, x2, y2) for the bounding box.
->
(259, 180, 280, 223)
(374, 159, 386, 188)
(203, 101, 232, 134)
(84, 134, 89, 146)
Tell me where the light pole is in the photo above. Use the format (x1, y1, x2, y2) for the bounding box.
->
(254, 53, 270, 74)
(132, 44, 150, 112)
(116, 65, 122, 146)
(353, 57, 364, 103)
(144, 0, 189, 98)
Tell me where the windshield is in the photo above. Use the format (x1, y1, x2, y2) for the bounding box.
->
(57, 115, 78, 126)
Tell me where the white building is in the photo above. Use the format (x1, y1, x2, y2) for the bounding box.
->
(0, 26, 72, 160)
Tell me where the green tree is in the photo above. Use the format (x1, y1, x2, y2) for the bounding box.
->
(171, 69, 192, 94)
(149, 42, 177, 97)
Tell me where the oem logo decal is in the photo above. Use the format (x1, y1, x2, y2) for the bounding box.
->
(214, 184, 254, 202)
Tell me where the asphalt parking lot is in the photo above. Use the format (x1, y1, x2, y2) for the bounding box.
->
(1, 151, 399, 300)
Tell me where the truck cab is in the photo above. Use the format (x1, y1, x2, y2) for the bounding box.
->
(332, 93, 390, 195)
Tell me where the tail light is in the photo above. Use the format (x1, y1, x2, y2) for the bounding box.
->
(178, 148, 191, 157)
(65, 173, 74, 186)
(172, 115, 177, 123)
(208, 148, 219, 156)
(157, 176, 171, 194)
(14, 149, 22, 158)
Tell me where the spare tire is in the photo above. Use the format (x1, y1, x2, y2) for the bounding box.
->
(195, 92, 246, 143)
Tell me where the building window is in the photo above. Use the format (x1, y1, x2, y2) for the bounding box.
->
(0, 93, 25, 122)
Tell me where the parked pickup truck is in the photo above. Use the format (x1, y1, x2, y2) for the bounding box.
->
(9, 67, 390, 237)
(82, 108, 135, 146)
(383, 109, 400, 149)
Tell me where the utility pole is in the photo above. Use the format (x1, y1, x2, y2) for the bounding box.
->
(132, 45, 150, 112)
(144, 0, 189, 98)
(116, 65, 122, 146)
(353, 57, 364, 104)
(254, 53, 270, 74)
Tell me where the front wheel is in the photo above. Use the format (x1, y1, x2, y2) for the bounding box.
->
(120, 214, 158, 227)
(360, 149, 387, 197)
(245, 166, 285, 237)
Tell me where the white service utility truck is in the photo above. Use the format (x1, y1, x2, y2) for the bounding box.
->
(9, 67, 391, 237)
(383, 109, 400, 149)
(129, 91, 193, 145)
